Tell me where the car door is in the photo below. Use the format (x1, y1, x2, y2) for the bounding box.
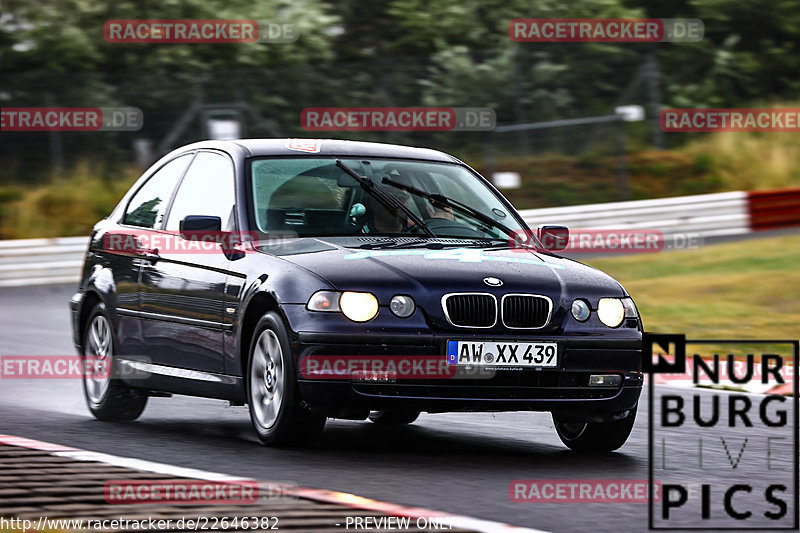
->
(113, 153, 193, 357)
(138, 150, 236, 374)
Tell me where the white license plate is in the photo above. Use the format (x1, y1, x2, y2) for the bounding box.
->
(446, 340, 558, 367)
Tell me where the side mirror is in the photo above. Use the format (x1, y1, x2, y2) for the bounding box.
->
(180, 215, 222, 238)
(537, 224, 569, 251)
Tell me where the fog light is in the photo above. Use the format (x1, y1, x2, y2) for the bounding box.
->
(571, 299, 590, 322)
(588, 374, 622, 387)
(390, 295, 415, 318)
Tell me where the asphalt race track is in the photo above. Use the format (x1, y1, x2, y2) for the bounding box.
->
(0, 284, 794, 532)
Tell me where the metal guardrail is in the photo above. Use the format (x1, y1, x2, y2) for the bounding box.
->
(517, 190, 750, 238)
(0, 189, 790, 288)
(0, 236, 88, 287)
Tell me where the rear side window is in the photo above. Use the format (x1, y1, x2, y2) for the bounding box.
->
(123, 155, 192, 228)
(165, 152, 236, 231)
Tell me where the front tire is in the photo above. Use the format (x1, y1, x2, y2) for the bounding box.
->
(553, 406, 637, 452)
(81, 302, 148, 422)
(247, 312, 326, 446)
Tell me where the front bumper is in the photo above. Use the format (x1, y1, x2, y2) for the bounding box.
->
(293, 331, 642, 419)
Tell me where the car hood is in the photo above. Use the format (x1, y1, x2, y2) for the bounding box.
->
(256, 237, 625, 299)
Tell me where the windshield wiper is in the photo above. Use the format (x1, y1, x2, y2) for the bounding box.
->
(358, 238, 428, 250)
(380, 176, 521, 241)
(357, 238, 501, 250)
(335, 160, 435, 238)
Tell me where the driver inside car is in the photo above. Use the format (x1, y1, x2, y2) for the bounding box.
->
(363, 186, 414, 233)
(358, 169, 457, 234)
(426, 198, 455, 221)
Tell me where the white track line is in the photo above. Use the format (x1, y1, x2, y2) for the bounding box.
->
(0, 434, 549, 533)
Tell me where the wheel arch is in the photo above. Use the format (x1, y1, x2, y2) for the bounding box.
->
(77, 290, 103, 354)
(239, 292, 287, 384)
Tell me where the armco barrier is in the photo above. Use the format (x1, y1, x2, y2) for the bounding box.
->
(0, 236, 88, 287)
(517, 190, 751, 239)
(1, 188, 799, 288)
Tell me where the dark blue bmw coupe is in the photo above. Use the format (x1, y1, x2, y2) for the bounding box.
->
(70, 138, 643, 450)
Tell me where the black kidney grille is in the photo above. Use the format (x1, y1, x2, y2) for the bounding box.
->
(444, 294, 496, 327)
(502, 295, 550, 328)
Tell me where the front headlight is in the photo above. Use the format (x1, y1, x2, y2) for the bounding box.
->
(339, 291, 379, 322)
(597, 298, 625, 327)
(597, 297, 638, 327)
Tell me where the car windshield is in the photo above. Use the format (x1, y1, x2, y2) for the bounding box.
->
(249, 157, 525, 240)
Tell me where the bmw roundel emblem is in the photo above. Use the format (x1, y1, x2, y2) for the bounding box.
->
(483, 277, 503, 287)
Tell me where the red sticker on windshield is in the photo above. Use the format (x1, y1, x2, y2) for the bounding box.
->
(285, 139, 321, 153)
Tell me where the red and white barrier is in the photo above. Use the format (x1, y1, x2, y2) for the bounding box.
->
(518, 186, 800, 241)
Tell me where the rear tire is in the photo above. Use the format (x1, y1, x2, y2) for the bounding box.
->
(247, 312, 326, 446)
(368, 409, 420, 426)
(553, 406, 637, 452)
(81, 302, 148, 422)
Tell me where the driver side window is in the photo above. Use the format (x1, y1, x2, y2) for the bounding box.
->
(165, 152, 236, 231)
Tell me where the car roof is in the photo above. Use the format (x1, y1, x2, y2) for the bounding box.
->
(178, 138, 463, 164)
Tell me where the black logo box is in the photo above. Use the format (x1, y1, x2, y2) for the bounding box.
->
(645, 334, 799, 531)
